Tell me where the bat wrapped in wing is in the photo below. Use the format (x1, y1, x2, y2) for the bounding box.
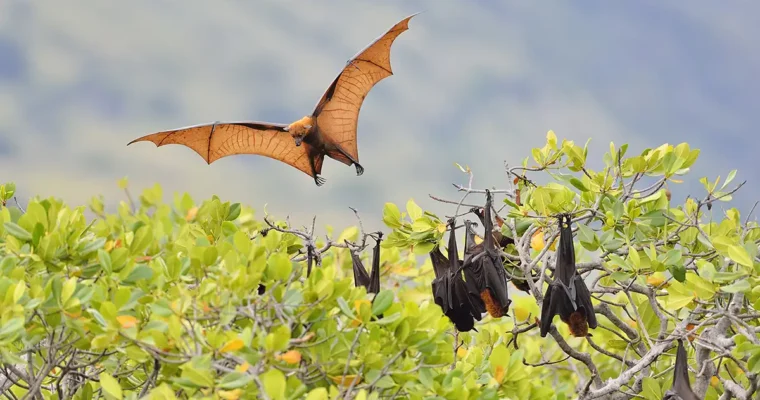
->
(461, 190, 511, 318)
(351, 233, 383, 295)
(128, 14, 417, 186)
(429, 218, 483, 332)
(467, 208, 535, 294)
(539, 214, 598, 337)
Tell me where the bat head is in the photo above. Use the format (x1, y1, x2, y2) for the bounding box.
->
(285, 116, 314, 146)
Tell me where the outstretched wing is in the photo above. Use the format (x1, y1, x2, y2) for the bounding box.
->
(127, 121, 318, 178)
(311, 14, 416, 163)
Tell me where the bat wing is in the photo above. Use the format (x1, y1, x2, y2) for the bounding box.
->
(127, 121, 320, 178)
(429, 247, 454, 313)
(351, 251, 371, 289)
(449, 273, 480, 331)
(664, 340, 699, 400)
(540, 283, 561, 337)
(572, 275, 597, 329)
(311, 14, 416, 164)
(367, 237, 382, 294)
(481, 255, 511, 315)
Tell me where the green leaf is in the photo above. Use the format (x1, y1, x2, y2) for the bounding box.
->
(98, 249, 113, 274)
(0, 317, 24, 339)
(226, 203, 242, 221)
(337, 297, 355, 318)
(218, 371, 254, 389)
(266, 252, 292, 281)
(720, 279, 751, 294)
(382, 203, 403, 229)
(727, 244, 753, 268)
(261, 368, 286, 399)
(305, 388, 329, 400)
(371, 290, 394, 316)
(3, 222, 31, 241)
(406, 199, 423, 221)
(568, 178, 588, 192)
(99, 373, 123, 400)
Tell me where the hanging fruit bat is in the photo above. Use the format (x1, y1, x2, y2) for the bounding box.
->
(127, 14, 417, 186)
(461, 190, 511, 318)
(468, 206, 536, 293)
(464, 219, 535, 294)
(429, 218, 483, 332)
(351, 233, 382, 294)
(663, 339, 700, 400)
(539, 214, 598, 337)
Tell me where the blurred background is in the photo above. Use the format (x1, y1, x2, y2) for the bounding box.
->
(1, 1, 758, 233)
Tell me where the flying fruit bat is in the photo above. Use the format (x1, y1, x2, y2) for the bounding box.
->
(351, 233, 383, 294)
(429, 218, 483, 332)
(539, 214, 598, 337)
(663, 339, 700, 400)
(461, 190, 511, 318)
(127, 14, 417, 186)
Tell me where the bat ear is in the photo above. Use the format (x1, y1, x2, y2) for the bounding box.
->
(304, 124, 312, 130)
(282, 126, 290, 132)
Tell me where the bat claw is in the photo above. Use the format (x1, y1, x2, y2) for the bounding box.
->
(315, 176, 326, 186)
(355, 163, 364, 176)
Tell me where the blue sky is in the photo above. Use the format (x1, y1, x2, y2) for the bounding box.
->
(1, 1, 758, 232)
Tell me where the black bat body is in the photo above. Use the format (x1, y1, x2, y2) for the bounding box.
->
(663, 339, 699, 400)
(461, 190, 511, 318)
(351, 234, 382, 294)
(540, 214, 597, 337)
(465, 207, 538, 293)
(430, 218, 483, 332)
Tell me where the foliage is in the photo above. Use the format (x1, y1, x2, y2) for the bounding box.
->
(382, 131, 760, 399)
(0, 132, 758, 399)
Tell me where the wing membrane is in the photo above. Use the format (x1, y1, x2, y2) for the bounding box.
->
(128, 121, 316, 178)
(312, 14, 416, 163)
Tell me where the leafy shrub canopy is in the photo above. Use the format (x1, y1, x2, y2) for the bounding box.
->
(0, 132, 758, 400)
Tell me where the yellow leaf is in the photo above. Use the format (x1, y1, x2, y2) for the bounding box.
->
(513, 305, 529, 322)
(330, 375, 362, 387)
(104, 240, 114, 252)
(456, 346, 467, 358)
(218, 389, 242, 400)
(710, 376, 719, 387)
(530, 230, 545, 252)
(353, 299, 371, 314)
(474, 235, 483, 245)
(220, 338, 244, 353)
(494, 365, 505, 383)
(116, 315, 138, 329)
(646, 275, 665, 287)
(279, 350, 302, 364)
(436, 223, 447, 234)
(185, 207, 199, 221)
(235, 362, 250, 373)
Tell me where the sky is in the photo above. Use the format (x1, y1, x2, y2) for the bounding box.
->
(1, 1, 758, 235)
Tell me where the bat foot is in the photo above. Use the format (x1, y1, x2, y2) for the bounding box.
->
(354, 163, 364, 176)
(314, 176, 326, 186)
